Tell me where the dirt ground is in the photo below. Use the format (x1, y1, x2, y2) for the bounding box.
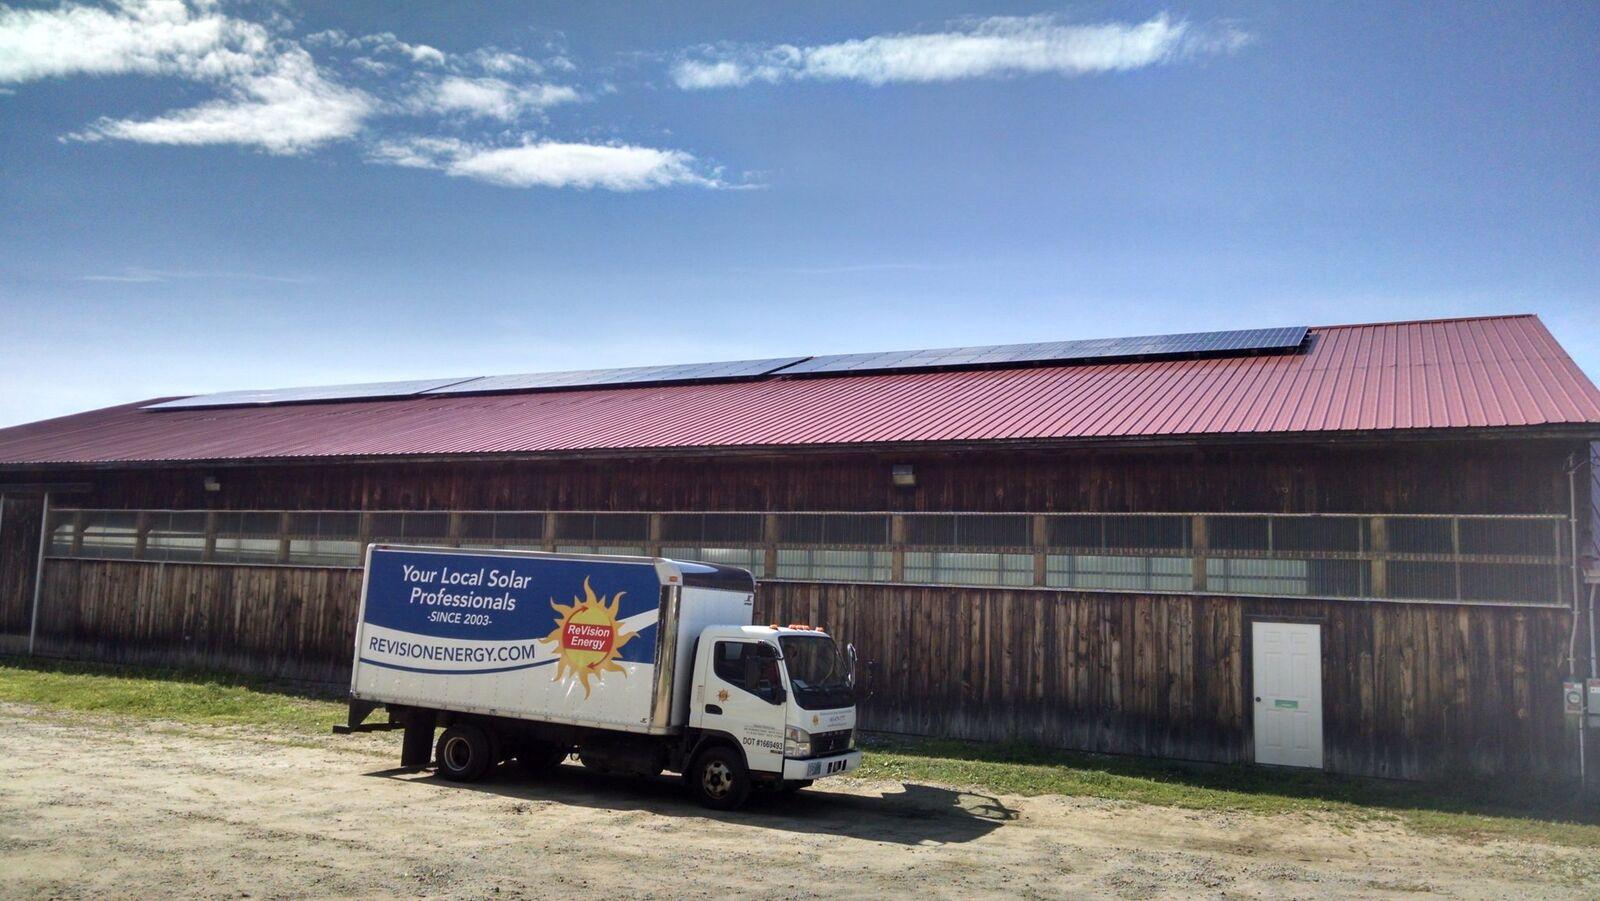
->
(0, 703, 1594, 900)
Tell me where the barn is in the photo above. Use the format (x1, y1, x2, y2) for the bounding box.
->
(1, 314, 1597, 781)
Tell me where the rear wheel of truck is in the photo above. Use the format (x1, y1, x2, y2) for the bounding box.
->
(688, 746, 751, 811)
(515, 742, 569, 775)
(435, 724, 493, 782)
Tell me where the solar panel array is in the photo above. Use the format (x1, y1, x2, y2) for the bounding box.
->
(421, 357, 808, 396)
(142, 327, 1308, 410)
(776, 327, 1308, 376)
(143, 377, 482, 410)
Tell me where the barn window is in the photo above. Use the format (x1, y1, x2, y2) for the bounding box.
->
(77, 511, 138, 559)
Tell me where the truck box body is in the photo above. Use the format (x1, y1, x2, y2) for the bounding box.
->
(351, 546, 754, 734)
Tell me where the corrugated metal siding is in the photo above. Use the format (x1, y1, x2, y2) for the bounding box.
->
(2, 315, 1597, 465)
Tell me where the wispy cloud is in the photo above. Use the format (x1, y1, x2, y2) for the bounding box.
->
(672, 14, 1249, 89)
(404, 74, 579, 122)
(79, 267, 312, 284)
(1, 1, 713, 191)
(369, 136, 722, 191)
(71, 47, 373, 153)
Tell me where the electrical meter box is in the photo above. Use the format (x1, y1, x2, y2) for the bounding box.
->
(1588, 679, 1600, 727)
(1565, 682, 1585, 716)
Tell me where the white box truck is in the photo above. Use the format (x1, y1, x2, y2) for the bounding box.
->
(337, 545, 862, 809)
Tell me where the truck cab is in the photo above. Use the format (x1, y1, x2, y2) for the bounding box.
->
(686, 624, 861, 807)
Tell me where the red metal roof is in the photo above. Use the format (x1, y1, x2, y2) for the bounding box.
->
(2, 315, 1597, 466)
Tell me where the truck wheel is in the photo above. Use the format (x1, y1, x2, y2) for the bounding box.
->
(435, 724, 493, 782)
(688, 746, 751, 811)
(516, 742, 569, 775)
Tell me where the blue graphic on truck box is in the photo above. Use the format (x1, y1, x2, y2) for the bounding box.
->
(358, 548, 662, 689)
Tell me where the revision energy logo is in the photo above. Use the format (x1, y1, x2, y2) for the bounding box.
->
(541, 577, 638, 697)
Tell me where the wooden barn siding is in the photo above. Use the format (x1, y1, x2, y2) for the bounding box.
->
(0, 495, 43, 651)
(10, 439, 1577, 516)
(759, 582, 1577, 780)
(28, 557, 1576, 780)
(35, 560, 359, 683)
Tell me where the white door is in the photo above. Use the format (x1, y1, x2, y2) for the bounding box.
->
(1251, 621, 1323, 768)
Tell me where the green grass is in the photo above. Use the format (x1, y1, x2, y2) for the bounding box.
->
(1, 656, 1596, 847)
(858, 735, 1600, 847)
(0, 655, 344, 736)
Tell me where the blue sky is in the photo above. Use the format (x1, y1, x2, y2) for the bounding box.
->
(1, 1, 1596, 427)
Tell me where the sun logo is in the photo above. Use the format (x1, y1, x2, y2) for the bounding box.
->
(540, 576, 638, 698)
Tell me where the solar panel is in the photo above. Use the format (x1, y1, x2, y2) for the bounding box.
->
(143, 328, 1308, 412)
(772, 327, 1308, 376)
(144, 377, 481, 410)
(421, 356, 808, 396)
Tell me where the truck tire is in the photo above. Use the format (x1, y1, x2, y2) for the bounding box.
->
(688, 746, 751, 811)
(516, 742, 569, 775)
(435, 724, 493, 782)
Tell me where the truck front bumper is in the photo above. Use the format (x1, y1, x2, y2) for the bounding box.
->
(783, 750, 862, 781)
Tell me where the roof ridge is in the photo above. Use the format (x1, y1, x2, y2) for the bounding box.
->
(1311, 313, 1536, 331)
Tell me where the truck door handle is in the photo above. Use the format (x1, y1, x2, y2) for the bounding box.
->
(704, 704, 723, 715)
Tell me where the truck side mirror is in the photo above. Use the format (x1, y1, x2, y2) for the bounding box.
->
(846, 642, 858, 689)
(767, 685, 786, 706)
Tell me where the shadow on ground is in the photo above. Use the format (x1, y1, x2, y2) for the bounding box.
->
(365, 761, 1017, 845)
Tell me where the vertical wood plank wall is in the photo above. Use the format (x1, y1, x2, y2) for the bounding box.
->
(29, 558, 1577, 780)
(0, 495, 42, 652)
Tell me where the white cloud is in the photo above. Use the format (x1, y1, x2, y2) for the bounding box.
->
(407, 74, 578, 121)
(0, 0, 269, 83)
(370, 136, 720, 191)
(4, 2, 716, 189)
(672, 14, 1249, 89)
(73, 48, 373, 153)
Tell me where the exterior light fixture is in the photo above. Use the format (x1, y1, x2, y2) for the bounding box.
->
(891, 464, 916, 488)
(203, 476, 222, 492)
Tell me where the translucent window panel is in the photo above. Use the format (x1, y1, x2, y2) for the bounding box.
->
(288, 539, 363, 567)
(1206, 558, 1316, 596)
(369, 512, 450, 541)
(1269, 518, 1363, 553)
(212, 536, 283, 564)
(459, 512, 544, 545)
(553, 544, 651, 558)
(662, 546, 765, 578)
(1459, 563, 1558, 604)
(144, 512, 208, 562)
(1045, 554, 1192, 592)
(904, 551, 1033, 586)
(775, 514, 891, 546)
(214, 511, 283, 537)
(1388, 561, 1458, 600)
(1458, 519, 1555, 557)
(775, 548, 892, 582)
(1207, 517, 1270, 551)
(659, 513, 763, 544)
(1047, 516, 1104, 549)
(79, 511, 139, 560)
(46, 512, 77, 557)
(287, 512, 360, 539)
(1387, 519, 1455, 555)
(552, 513, 649, 543)
(903, 515, 1030, 549)
(1104, 516, 1189, 550)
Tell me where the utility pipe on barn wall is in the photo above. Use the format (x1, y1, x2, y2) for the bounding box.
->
(28, 492, 48, 655)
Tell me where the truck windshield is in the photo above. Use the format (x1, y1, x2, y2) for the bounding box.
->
(779, 635, 854, 711)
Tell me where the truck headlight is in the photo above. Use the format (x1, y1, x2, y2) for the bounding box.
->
(784, 725, 812, 758)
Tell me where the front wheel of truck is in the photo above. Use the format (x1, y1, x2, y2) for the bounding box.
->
(688, 746, 751, 811)
(434, 724, 493, 782)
